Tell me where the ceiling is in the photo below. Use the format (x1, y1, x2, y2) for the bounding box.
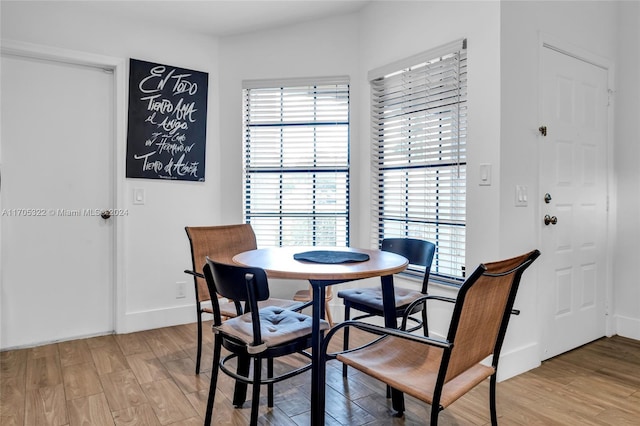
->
(71, 0, 371, 37)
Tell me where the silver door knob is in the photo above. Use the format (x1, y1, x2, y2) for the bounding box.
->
(544, 215, 557, 226)
(100, 210, 112, 220)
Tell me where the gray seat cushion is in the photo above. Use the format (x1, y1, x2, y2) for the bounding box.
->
(205, 298, 306, 319)
(337, 287, 423, 310)
(215, 305, 329, 354)
(258, 298, 306, 311)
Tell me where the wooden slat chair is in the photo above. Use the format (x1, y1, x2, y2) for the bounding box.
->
(203, 258, 329, 425)
(184, 224, 308, 374)
(323, 249, 540, 425)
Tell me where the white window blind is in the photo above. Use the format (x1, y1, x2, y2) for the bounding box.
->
(243, 78, 350, 248)
(370, 39, 467, 282)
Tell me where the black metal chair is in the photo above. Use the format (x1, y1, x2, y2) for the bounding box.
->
(203, 258, 329, 426)
(323, 250, 540, 425)
(337, 238, 436, 377)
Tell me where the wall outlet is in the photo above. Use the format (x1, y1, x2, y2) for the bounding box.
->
(176, 281, 186, 299)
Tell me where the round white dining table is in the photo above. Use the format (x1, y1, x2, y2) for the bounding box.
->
(233, 246, 409, 425)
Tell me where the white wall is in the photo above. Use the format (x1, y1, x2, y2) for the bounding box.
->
(218, 12, 361, 227)
(614, 1, 640, 339)
(1, 1, 222, 344)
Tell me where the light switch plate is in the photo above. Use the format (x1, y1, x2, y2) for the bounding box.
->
(479, 163, 491, 186)
(133, 188, 145, 205)
(515, 185, 528, 207)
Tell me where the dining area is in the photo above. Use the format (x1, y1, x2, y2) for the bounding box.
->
(4, 2, 640, 425)
(1, 220, 634, 425)
(184, 224, 540, 425)
(0, 216, 628, 426)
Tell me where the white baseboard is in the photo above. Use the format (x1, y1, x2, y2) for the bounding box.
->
(118, 304, 197, 334)
(0, 330, 113, 351)
(2, 305, 199, 350)
(496, 342, 541, 382)
(615, 314, 640, 340)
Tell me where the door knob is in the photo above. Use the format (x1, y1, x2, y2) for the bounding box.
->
(544, 214, 557, 226)
(100, 210, 112, 220)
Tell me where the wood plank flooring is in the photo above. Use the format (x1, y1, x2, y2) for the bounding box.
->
(1, 322, 639, 425)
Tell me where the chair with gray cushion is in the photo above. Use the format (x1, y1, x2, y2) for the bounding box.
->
(337, 238, 436, 377)
(203, 257, 329, 426)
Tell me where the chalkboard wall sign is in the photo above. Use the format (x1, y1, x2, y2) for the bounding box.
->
(126, 59, 208, 181)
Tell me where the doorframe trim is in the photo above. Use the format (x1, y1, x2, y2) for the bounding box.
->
(1, 39, 128, 335)
(537, 32, 617, 343)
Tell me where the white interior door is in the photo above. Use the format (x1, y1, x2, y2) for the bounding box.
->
(539, 45, 609, 360)
(1, 54, 115, 348)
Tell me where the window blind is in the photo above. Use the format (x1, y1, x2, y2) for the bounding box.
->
(243, 79, 350, 248)
(370, 39, 467, 282)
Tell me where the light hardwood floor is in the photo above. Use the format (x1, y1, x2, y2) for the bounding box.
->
(1, 322, 639, 425)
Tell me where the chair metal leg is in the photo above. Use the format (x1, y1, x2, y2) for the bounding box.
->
(204, 338, 222, 425)
(267, 358, 274, 407)
(342, 304, 351, 377)
(392, 387, 405, 416)
(421, 303, 429, 337)
(250, 356, 262, 425)
(489, 374, 498, 426)
(233, 355, 250, 407)
(195, 311, 203, 374)
(380, 274, 405, 413)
